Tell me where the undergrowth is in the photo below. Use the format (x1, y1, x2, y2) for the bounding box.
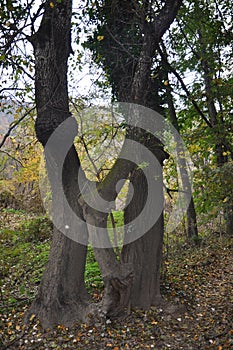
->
(0, 209, 232, 349)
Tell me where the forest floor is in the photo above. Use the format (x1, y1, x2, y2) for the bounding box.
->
(0, 209, 232, 350)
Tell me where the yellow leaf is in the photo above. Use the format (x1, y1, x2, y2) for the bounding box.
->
(50, 1, 55, 8)
(151, 320, 158, 325)
(97, 35, 104, 41)
(16, 325, 20, 331)
(29, 314, 36, 321)
(57, 324, 66, 330)
(164, 80, 169, 86)
(16, 107, 22, 113)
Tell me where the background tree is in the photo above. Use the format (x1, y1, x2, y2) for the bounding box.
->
(157, 0, 233, 234)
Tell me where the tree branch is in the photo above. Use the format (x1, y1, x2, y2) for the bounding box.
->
(153, 0, 183, 41)
(157, 42, 213, 128)
(0, 106, 35, 149)
(0, 149, 24, 167)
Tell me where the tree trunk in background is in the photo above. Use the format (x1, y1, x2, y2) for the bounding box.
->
(199, 30, 233, 235)
(164, 66, 198, 238)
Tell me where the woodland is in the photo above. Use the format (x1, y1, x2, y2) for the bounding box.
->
(0, 0, 232, 349)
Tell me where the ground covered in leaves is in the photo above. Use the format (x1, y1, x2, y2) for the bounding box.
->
(0, 210, 232, 349)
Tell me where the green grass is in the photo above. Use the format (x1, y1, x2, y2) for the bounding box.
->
(0, 213, 105, 312)
(107, 210, 124, 228)
(85, 246, 103, 290)
(1, 208, 27, 214)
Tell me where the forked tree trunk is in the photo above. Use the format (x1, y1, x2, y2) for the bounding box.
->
(27, 0, 184, 327)
(90, 0, 183, 315)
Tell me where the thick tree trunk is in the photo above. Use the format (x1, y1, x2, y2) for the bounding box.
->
(27, 0, 184, 326)
(26, 0, 92, 327)
(27, 146, 97, 327)
(122, 166, 164, 308)
(97, 0, 183, 313)
(26, 228, 90, 328)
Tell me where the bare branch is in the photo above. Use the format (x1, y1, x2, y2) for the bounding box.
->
(0, 106, 36, 149)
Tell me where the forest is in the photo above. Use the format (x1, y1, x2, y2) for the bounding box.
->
(0, 0, 232, 349)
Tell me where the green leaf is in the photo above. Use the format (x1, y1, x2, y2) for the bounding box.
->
(0, 54, 6, 61)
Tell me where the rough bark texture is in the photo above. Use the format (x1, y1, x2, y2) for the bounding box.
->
(116, 0, 183, 310)
(122, 166, 164, 308)
(26, 0, 92, 327)
(80, 202, 134, 319)
(27, 0, 184, 326)
(93, 0, 183, 314)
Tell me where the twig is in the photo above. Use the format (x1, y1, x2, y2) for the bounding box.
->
(0, 150, 24, 167)
(0, 106, 35, 149)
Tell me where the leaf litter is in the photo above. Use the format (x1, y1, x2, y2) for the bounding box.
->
(0, 211, 232, 349)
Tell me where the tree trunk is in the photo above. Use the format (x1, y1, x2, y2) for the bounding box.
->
(97, 0, 183, 313)
(27, 0, 184, 326)
(26, 0, 92, 327)
(198, 30, 233, 234)
(122, 165, 164, 308)
(163, 65, 198, 238)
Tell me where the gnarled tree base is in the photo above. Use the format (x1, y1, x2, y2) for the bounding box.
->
(25, 228, 92, 328)
(25, 296, 95, 328)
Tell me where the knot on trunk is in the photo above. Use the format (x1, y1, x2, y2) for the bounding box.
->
(102, 263, 134, 319)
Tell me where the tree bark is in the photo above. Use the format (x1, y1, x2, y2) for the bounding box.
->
(27, 0, 184, 326)
(163, 63, 198, 238)
(122, 165, 164, 308)
(26, 0, 92, 327)
(99, 0, 183, 313)
(118, 0, 183, 309)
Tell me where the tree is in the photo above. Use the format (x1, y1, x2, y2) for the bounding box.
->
(1, 0, 183, 327)
(85, 0, 183, 308)
(160, 45, 198, 239)
(158, 0, 233, 234)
